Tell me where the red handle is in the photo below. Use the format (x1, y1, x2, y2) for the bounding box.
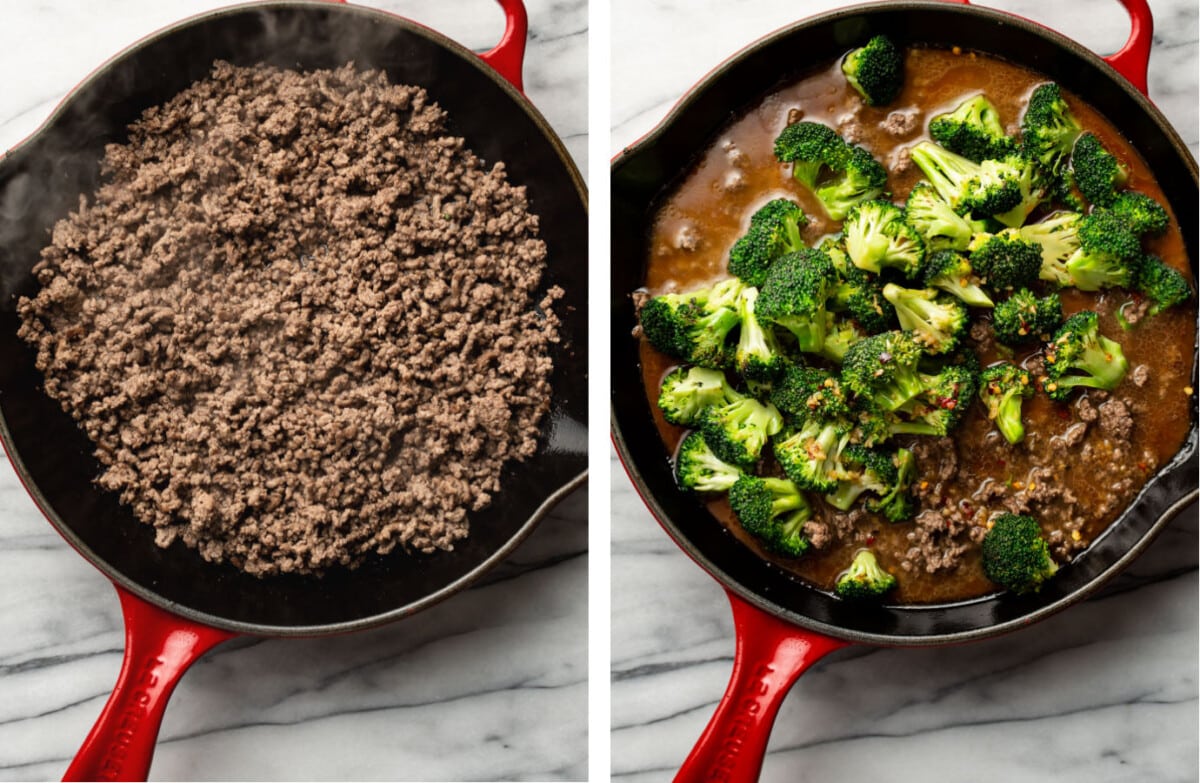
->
(478, 0, 529, 93)
(673, 592, 848, 783)
(63, 586, 236, 782)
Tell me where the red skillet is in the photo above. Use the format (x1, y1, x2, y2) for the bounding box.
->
(0, 1, 588, 779)
(610, 1, 1197, 780)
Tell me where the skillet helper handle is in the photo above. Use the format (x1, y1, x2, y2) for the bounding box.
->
(673, 592, 848, 783)
(479, 0, 529, 93)
(63, 586, 236, 782)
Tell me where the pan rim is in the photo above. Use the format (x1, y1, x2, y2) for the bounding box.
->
(610, 0, 1198, 646)
(0, 0, 588, 636)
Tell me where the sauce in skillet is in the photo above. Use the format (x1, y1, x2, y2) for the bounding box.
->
(638, 47, 1196, 604)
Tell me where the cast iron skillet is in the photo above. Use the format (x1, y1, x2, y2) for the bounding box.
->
(0, 1, 587, 779)
(611, 0, 1197, 779)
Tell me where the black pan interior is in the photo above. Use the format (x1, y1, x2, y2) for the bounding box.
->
(611, 1, 1197, 644)
(0, 2, 587, 633)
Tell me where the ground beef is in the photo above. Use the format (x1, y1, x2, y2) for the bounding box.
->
(888, 146, 913, 175)
(881, 110, 919, 136)
(1122, 296, 1151, 325)
(1076, 395, 1099, 423)
(675, 222, 702, 251)
(903, 509, 973, 573)
(1132, 363, 1150, 387)
(17, 62, 563, 576)
(1097, 399, 1134, 441)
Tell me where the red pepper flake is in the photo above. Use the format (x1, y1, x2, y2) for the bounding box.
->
(1138, 461, 1148, 472)
(865, 534, 876, 546)
(1056, 407, 1070, 420)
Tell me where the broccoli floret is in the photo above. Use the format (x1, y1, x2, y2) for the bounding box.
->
(699, 395, 784, 469)
(728, 199, 809, 286)
(640, 278, 745, 366)
(734, 287, 787, 380)
(867, 447, 916, 522)
(841, 35, 904, 106)
(1107, 191, 1169, 237)
(992, 288, 1063, 346)
(769, 363, 850, 421)
(841, 330, 928, 411)
(728, 475, 812, 557)
(820, 313, 869, 363)
(1021, 83, 1083, 178)
(774, 121, 849, 189)
(922, 249, 993, 308)
(929, 94, 1017, 162)
(1064, 210, 1142, 291)
(981, 513, 1058, 594)
(979, 363, 1034, 444)
(658, 366, 740, 426)
(774, 417, 852, 493)
(1017, 211, 1082, 286)
(1071, 132, 1128, 207)
(828, 262, 895, 333)
(1042, 311, 1128, 401)
(993, 151, 1051, 228)
(910, 141, 1022, 216)
(881, 283, 968, 354)
(905, 181, 978, 253)
(674, 431, 745, 493)
(825, 443, 897, 510)
(815, 145, 890, 220)
(889, 365, 977, 436)
(1134, 254, 1192, 316)
(756, 249, 838, 353)
(844, 200, 926, 278)
(835, 549, 897, 600)
(968, 229, 1043, 291)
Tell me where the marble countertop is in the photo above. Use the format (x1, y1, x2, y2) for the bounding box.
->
(611, 1, 1198, 781)
(0, 1, 586, 780)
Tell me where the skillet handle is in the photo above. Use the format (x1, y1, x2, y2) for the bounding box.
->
(1104, 0, 1153, 95)
(62, 586, 236, 782)
(479, 0, 529, 94)
(673, 591, 848, 783)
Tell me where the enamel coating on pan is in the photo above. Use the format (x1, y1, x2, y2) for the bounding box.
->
(611, 2, 1195, 781)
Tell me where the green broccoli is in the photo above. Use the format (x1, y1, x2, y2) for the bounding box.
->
(728, 198, 809, 286)
(820, 313, 869, 363)
(774, 121, 849, 189)
(921, 249, 993, 308)
(835, 549, 898, 600)
(1020, 83, 1082, 178)
(881, 283, 968, 354)
(815, 144, 890, 220)
(674, 431, 744, 493)
(825, 443, 897, 510)
(992, 288, 1063, 346)
(1017, 211, 1082, 286)
(844, 200, 926, 278)
(968, 229, 1043, 291)
(657, 366, 739, 427)
(769, 363, 850, 422)
(929, 94, 1017, 162)
(841, 330, 928, 411)
(734, 287, 787, 380)
(889, 365, 977, 437)
(756, 249, 838, 353)
(1133, 254, 1192, 316)
(910, 141, 1022, 216)
(640, 278, 745, 367)
(979, 363, 1034, 444)
(904, 181, 979, 253)
(699, 395, 784, 469)
(728, 475, 812, 557)
(993, 150, 1051, 228)
(1107, 191, 1169, 237)
(867, 447, 916, 522)
(773, 417, 853, 493)
(827, 261, 895, 333)
(1071, 132, 1128, 207)
(981, 513, 1058, 594)
(841, 35, 904, 106)
(1064, 210, 1142, 291)
(1042, 310, 1128, 401)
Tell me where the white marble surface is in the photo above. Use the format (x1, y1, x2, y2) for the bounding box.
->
(0, 1, 587, 780)
(611, 1, 1198, 781)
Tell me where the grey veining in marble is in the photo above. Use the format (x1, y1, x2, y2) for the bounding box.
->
(0, 1, 587, 780)
(611, 1, 1198, 780)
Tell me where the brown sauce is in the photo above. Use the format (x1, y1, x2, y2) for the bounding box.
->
(638, 47, 1196, 604)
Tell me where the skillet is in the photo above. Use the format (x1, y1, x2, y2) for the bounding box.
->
(611, 0, 1197, 779)
(0, 1, 587, 778)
